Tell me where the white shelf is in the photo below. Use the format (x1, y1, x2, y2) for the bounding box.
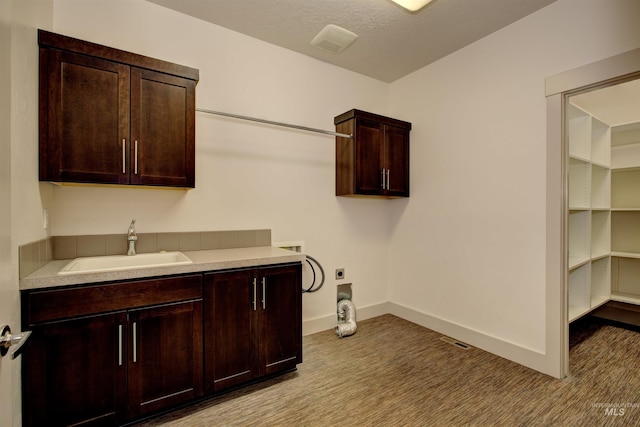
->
(569, 306, 591, 323)
(567, 103, 615, 321)
(590, 295, 610, 311)
(568, 263, 590, 322)
(611, 251, 640, 259)
(611, 134, 640, 303)
(569, 158, 590, 209)
(611, 211, 640, 253)
(611, 165, 640, 171)
(611, 145, 640, 169)
(591, 256, 611, 302)
(611, 256, 640, 299)
(569, 210, 590, 265)
(591, 116, 611, 167)
(568, 104, 591, 160)
(591, 165, 610, 209)
(610, 294, 640, 305)
(611, 131, 640, 168)
(611, 168, 640, 208)
(591, 211, 610, 258)
(569, 256, 589, 271)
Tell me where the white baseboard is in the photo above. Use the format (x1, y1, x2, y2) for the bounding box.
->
(303, 301, 555, 377)
(387, 302, 553, 376)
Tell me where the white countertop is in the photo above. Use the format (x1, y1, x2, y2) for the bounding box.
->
(20, 246, 305, 290)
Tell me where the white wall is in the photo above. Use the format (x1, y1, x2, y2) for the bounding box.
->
(50, 0, 392, 328)
(2, 1, 53, 426)
(388, 0, 640, 375)
(0, 3, 13, 425)
(7, 4, 640, 424)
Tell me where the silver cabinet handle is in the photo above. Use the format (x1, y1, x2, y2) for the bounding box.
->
(122, 139, 126, 173)
(132, 321, 137, 363)
(386, 169, 390, 190)
(381, 168, 386, 190)
(134, 140, 138, 175)
(118, 324, 123, 366)
(261, 277, 266, 310)
(252, 278, 257, 311)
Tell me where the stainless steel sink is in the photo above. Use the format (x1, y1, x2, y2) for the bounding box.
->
(58, 251, 193, 275)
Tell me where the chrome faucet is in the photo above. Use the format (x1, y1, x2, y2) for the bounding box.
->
(127, 219, 137, 256)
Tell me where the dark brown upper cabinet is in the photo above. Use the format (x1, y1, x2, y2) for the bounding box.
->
(38, 30, 199, 188)
(335, 109, 411, 198)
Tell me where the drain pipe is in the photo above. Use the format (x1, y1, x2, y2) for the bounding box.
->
(335, 299, 357, 338)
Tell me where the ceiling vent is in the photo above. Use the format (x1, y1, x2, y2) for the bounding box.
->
(311, 24, 358, 54)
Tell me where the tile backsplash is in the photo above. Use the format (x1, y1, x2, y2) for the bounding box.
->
(18, 238, 53, 280)
(19, 229, 271, 278)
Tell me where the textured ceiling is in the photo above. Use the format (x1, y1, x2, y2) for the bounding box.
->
(146, 0, 557, 83)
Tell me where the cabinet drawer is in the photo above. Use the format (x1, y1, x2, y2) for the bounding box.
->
(23, 274, 202, 325)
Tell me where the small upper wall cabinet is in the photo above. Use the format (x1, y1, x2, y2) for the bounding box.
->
(334, 109, 411, 198)
(38, 30, 199, 188)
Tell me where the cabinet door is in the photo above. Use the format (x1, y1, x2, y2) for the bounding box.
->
(22, 312, 127, 427)
(42, 49, 130, 184)
(384, 125, 410, 197)
(354, 119, 385, 195)
(128, 300, 203, 418)
(204, 269, 256, 392)
(258, 264, 302, 376)
(130, 68, 196, 188)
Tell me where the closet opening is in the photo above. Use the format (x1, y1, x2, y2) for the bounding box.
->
(546, 48, 640, 378)
(566, 76, 640, 370)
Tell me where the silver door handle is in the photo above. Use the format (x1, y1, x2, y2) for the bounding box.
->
(252, 278, 257, 311)
(118, 324, 123, 366)
(132, 321, 137, 363)
(134, 140, 138, 175)
(386, 169, 390, 190)
(122, 139, 126, 173)
(381, 168, 386, 190)
(261, 277, 266, 310)
(0, 325, 31, 359)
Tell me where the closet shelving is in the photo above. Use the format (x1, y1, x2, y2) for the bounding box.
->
(567, 104, 611, 322)
(568, 102, 640, 321)
(610, 122, 640, 305)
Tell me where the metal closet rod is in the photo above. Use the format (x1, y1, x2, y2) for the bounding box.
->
(196, 107, 352, 139)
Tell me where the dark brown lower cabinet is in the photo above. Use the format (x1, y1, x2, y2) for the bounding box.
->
(204, 263, 302, 393)
(204, 268, 254, 392)
(128, 300, 203, 419)
(22, 312, 127, 426)
(21, 275, 203, 427)
(21, 263, 302, 426)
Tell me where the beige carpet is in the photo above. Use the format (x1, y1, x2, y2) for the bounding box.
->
(134, 314, 640, 426)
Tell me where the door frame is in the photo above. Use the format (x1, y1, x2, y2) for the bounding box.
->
(546, 48, 640, 378)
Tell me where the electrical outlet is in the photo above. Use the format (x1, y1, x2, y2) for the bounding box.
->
(335, 268, 345, 280)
